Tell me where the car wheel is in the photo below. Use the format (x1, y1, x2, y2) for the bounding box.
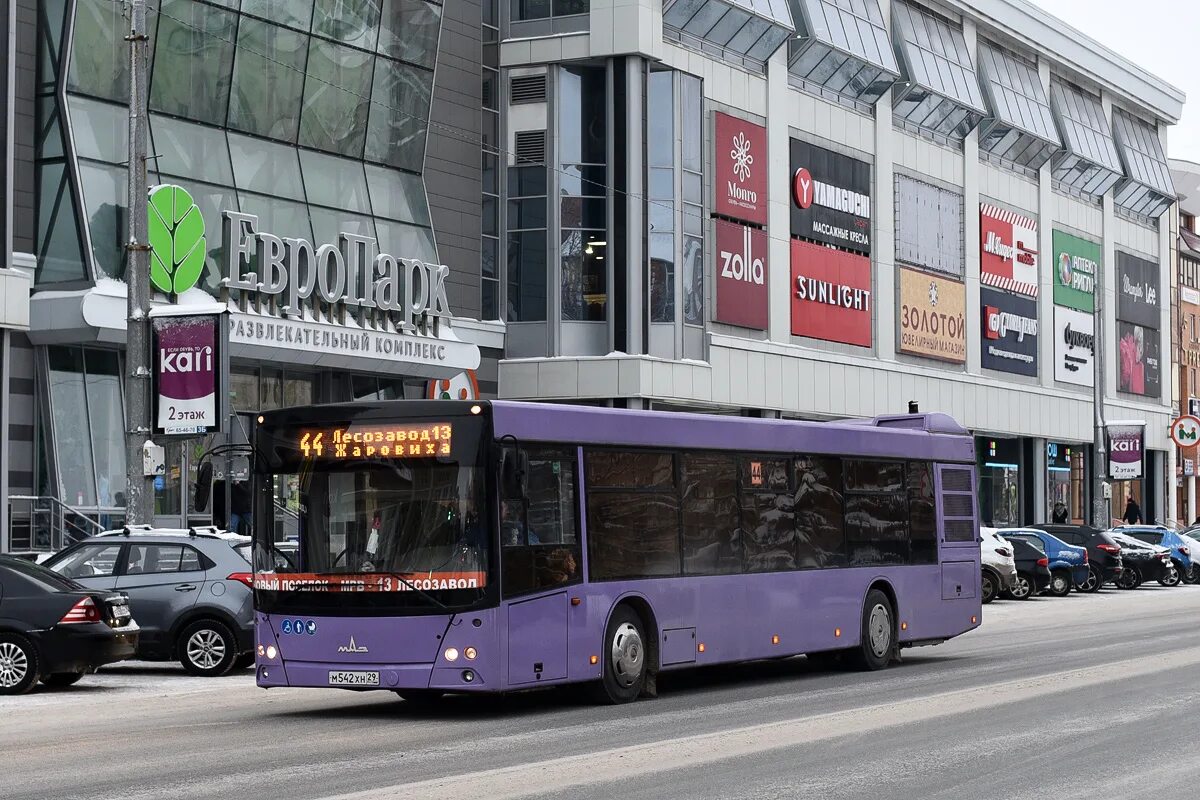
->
(233, 652, 256, 670)
(0, 634, 40, 695)
(1048, 570, 1072, 598)
(1186, 566, 1200, 585)
(1160, 565, 1182, 587)
(589, 605, 648, 704)
(1117, 566, 1140, 590)
(178, 619, 237, 677)
(40, 672, 85, 688)
(981, 572, 996, 604)
(1010, 573, 1033, 600)
(850, 589, 895, 671)
(1078, 567, 1102, 593)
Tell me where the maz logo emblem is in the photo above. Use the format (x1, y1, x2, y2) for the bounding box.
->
(337, 636, 369, 654)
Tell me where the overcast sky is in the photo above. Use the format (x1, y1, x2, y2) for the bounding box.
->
(1030, 0, 1196, 159)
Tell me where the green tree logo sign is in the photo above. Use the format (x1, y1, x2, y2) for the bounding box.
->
(148, 184, 206, 296)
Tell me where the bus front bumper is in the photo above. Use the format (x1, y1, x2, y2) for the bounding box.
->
(256, 659, 494, 692)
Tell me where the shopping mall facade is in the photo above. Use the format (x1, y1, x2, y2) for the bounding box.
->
(0, 0, 1187, 548)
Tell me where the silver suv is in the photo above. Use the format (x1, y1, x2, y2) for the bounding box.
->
(43, 527, 254, 676)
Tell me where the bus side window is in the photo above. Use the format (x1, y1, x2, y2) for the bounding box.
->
(794, 456, 846, 568)
(907, 462, 937, 564)
(501, 447, 582, 597)
(681, 453, 740, 576)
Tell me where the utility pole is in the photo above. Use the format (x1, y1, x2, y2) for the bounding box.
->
(124, 0, 153, 523)
(1092, 268, 1108, 529)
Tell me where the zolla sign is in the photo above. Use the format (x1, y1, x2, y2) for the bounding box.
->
(221, 210, 452, 332)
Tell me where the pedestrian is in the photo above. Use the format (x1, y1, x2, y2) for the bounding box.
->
(1122, 497, 1143, 525)
(1051, 502, 1069, 524)
(1193, 514, 1200, 525)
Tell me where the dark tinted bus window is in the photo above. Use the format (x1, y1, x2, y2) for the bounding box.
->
(586, 450, 681, 580)
(681, 453, 741, 575)
(585, 450, 674, 489)
(794, 456, 846, 568)
(907, 461, 936, 564)
(845, 460, 909, 566)
(741, 457, 795, 572)
(503, 447, 582, 597)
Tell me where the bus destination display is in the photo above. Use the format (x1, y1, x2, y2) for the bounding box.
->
(297, 422, 453, 460)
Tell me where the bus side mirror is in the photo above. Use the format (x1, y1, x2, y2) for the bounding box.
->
(501, 449, 529, 499)
(194, 461, 213, 513)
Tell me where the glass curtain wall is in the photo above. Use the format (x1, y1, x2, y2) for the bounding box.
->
(36, 0, 442, 289)
(559, 66, 607, 322)
(481, 3, 501, 319)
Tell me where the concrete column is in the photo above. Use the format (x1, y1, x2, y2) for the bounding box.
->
(873, 0, 896, 361)
(962, 19, 981, 376)
(1030, 437, 1046, 524)
(1188, 475, 1196, 523)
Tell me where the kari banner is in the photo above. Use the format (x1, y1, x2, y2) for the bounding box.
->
(1107, 423, 1144, 480)
(153, 314, 220, 435)
(980, 203, 1039, 297)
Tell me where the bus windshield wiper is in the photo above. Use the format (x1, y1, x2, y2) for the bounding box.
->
(380, 572, 452, 613)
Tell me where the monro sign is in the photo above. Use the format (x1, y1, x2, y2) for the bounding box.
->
(221, 211, 452, 333)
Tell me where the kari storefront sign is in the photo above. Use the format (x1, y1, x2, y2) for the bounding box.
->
(980, 204, 1038, 297)
(1116, 251, 1160, 330)
(789, 140, 871, 255)
(1053, 306, 1094, 387)
(790, 239, 872, 347)
(152, 314, 221, 436)
(898, 267, 965, 363)
(1117, 320, 1161, 397)
(715, 219, 769, 329)
(1052, 230, 1099, 312)
(1107, 423, 1145, 480)
(980, 287, 1038, 377)
(714, 113, 767, 225)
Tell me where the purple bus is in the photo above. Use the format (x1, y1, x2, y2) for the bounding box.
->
(251, 400, 980, 704)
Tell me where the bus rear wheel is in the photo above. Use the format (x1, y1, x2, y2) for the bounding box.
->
(850, 589, 894, 671)
(590, 605, 647, 704)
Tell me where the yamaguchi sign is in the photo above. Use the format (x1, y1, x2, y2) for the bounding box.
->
(714, 219, 768, 329)
(1053, 306, 1094, 387)
(980, 287, 1038, 377)
(898, 267, 965, 363)
(980, 204, 1038, 297)
(789, 140, 871, 255)
(1052, 230, 1099, 312)
(714, 112, 767, 226)
(790, 238, 871, 347)
(1107, 423, 1144, 480)
(152, 315, 220, 436)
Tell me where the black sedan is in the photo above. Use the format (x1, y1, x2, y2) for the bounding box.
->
(0, 555, 138, 695)
(1032, 524, 1123, 591)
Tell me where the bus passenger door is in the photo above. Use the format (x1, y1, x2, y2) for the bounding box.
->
(506, 592, 568, 685)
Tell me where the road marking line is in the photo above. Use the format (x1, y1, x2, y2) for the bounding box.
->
(322, 646, 1200, 800)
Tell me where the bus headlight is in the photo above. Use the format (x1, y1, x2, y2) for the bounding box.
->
(444, 647, 460, 662)
(266, 645, 277, 660)
(464, 647, 477, 660)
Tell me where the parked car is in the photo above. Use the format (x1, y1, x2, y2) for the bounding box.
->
(1006, 537, 1052, 600)
(1031, 524, 1123, 592)
(980, 527, 1018, 603)
(1112, 525, 1193, 585)
(0, 555, 138, 695)
(1182, 528, 1200, 582)
(1108, 531, 1174, 588)
(997, 528, 1088, 597)
(43, 527, 254, 677)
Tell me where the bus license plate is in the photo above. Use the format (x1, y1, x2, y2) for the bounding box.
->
(328, 671, 379, 687)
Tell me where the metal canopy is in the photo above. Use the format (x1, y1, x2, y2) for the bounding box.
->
(976, 43, 1060, 171)
(663, 0, 795, 68)
(787, 0, 899, 107)
(890, 2, 986, 140)
(1111, 109, 1175, 218)
(1048, 80, 1123, 198)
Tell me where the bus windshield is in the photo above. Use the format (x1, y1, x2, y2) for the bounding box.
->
(254, 415, 492, 613)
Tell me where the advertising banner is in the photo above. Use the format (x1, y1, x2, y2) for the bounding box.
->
(1052, 230, 1099, 312)
(980, 287, 1038, 376)
(153, 314, 220, 436)
(788, 140, 871, 255)
(898, 267, 966, 363)
(1117, 321, 1161, 397)
(1116, 251, 1160, 329)
(896, 176, 963, 276)
(1107, 423, 1144, 480)
(790, 238, 872, 347)
(1053, 306, 1094, 387)
(715, 112, 768, 226)
(715, 219, 769, 329)
(980, 204, 1039, 297)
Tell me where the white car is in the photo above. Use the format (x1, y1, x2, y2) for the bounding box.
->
(980, 527, 1019, 603)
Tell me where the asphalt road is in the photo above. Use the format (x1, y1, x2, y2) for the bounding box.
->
(4, 585, 1200, 800)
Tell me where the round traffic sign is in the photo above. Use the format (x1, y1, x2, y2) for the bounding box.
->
(1170, 415, 1200, 448)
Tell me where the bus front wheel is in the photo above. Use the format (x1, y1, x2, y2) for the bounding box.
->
(590, 605, 648, 704)
(851, 589, 895, 671)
